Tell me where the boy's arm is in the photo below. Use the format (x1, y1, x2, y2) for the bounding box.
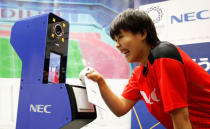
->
(170, 107, 192, 129)
(87, 70, 137, 117)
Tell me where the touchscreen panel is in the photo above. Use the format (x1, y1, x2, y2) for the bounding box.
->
(48, 52, 61, 83)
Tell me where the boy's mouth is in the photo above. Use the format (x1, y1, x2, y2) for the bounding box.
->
(121, 49, 130, 56)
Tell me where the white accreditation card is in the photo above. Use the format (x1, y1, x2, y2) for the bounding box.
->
(79, 67, 106, 110)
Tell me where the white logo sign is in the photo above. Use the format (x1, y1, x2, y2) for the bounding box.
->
(30, 104, 52, 113)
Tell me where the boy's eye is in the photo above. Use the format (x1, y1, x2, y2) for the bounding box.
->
(118, 35, 123, 39)
(114, 35, 123, 42)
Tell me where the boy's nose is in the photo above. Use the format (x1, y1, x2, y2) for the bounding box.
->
(115, 42, 121, 48)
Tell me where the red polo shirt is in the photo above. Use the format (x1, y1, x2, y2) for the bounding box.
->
(122, 42, 210, 129)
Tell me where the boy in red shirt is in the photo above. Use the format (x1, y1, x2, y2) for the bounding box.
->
(87, 9, 210, 129)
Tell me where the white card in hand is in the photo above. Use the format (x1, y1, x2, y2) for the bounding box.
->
(84, 76, 106, 110)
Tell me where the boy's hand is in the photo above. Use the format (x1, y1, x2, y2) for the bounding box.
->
(86, 69, 104, 85)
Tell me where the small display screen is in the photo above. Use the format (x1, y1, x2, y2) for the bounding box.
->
(72, 87, 95, 112)
(48, 52, 61, 83)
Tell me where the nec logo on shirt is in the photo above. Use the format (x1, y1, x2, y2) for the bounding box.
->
(30, 104, 52, 113)
(140, 88, 160, 104)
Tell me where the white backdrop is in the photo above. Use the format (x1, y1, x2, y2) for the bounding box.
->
(140, 0, 210, 45)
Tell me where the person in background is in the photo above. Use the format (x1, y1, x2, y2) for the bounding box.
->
(86, 8, 210, 129)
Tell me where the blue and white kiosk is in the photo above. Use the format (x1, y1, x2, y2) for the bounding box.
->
(10, 13, 96, 129)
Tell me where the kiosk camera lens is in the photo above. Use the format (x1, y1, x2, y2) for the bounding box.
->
(55, 24, 62, 36)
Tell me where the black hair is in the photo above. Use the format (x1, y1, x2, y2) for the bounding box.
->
(110, 8, 160, 45)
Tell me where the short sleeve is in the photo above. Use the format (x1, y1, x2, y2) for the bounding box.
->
(121, 67, 142, 101)
(155, 58, 188, 112)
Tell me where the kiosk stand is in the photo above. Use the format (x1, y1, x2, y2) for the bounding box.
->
(10, 13, 96, 129)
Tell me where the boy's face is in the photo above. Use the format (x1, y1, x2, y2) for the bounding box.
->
(114, 29, 150, 64)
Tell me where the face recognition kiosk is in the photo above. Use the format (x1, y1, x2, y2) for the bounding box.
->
(10, 13, 96, 129)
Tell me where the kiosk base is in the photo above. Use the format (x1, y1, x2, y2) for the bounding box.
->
(61, 119, 95, 129)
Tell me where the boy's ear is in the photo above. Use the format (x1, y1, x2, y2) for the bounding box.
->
(137, 30, 147, 40)
(142, 29, 147, 40)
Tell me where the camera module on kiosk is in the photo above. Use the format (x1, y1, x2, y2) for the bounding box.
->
(55, 24, 62, 36)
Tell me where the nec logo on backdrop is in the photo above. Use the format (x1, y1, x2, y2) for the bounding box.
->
(30, 104, 52, 113)
(171, 10, 209, 24)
